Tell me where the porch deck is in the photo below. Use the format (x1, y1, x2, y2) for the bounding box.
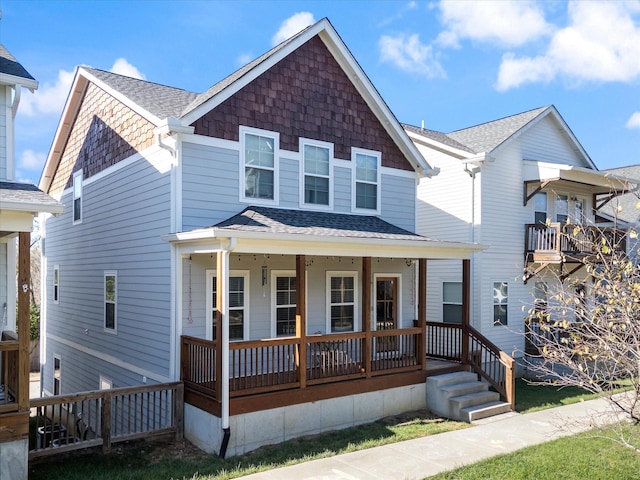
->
(181, 321, 513, 417)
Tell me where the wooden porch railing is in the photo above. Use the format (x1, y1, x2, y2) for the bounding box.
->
(425, 322, 515, 410)
(0, 332, 19, 414)
(525, 223, 626, 258)
(29, 382, 183, 459)
(181, 328, 423, 400)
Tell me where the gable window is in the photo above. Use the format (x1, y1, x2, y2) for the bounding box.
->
(241, 127, 278, 203)
(208, 271, 249, 341)
(104, 271, 117, 332)
(273, 273, 297, 337)
(53, 355, 61, 395)
(53, 265, 59, 304)
(534, 192, 547, 224)
(493, 282, 508, 325)
(352, 148, 380, 212)
(73, 170, 83, 224)
(442, 282, 462, 324)
(301, 140, 332, 208)
(327, 272, 358, 333)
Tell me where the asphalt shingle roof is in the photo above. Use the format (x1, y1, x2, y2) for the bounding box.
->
(599, 165, 640, 224)
(447, 106, 549, 154)
(83, 67, 199, 119)
(212, 206, 434, 241)
(402, 124, 475, 154)
(0, 181, 62, 210)
(0, 44, 35, 81)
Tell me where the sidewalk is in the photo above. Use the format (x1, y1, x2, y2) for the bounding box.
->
(242, 397, 617, 480)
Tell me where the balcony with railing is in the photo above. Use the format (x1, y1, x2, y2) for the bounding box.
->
(524, 223, 626, 282)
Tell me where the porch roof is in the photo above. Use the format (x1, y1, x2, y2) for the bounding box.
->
(523, 161, 638, 196)
(0, 182, 64, 214)
(164, 206, 485, 259)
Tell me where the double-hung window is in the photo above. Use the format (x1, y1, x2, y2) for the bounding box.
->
(53, 355, 61, 395)
(352, 148, 380, 213)
(241, 127, 278, 203)
(556, 194, 568, 224)
(534, 192, 547, 224)
(208, 271, 249, 341)
(493, 282, 508, 325)
(104, 271, 117, 332)
(442, 282, 462, 324)
(73, 170, 83, 224)
(53, 265, 60, 304)
(301, 140, 332, 208)
(327, 272, 358, 333)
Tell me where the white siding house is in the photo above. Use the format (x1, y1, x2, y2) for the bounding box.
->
(407, 106, 634, 358)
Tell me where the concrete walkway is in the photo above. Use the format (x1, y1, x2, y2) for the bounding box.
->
(242, 397, 619, 480)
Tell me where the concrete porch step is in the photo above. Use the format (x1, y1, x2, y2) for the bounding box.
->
(460, 400, 513, 422)
(439, 381, 488, 398)
(426, 371, 478, 389)
(450, 390, 500, 411)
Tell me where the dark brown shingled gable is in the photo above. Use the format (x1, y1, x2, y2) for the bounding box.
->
(192, 36, 413, 172)
(48, 83, 155, 196)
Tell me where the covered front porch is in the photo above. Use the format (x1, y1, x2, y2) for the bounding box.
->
(165, 207, 509, 455)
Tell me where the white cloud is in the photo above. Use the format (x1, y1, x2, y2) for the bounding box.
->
(379, 33, 445, 78)
(627, 112, 640, 129)
(496, 2, 640, 91)
(110, 58, 146, 80)
(19, 68, 74, 117)
(19, 149, 47, 170)
(272, 12, 315, 46)
(437, 0, 551, 48)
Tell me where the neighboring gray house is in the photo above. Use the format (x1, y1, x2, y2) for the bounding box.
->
(38, 19, 486, 456)
(405, 106, 634, 358)
(0, 44, 62, 480)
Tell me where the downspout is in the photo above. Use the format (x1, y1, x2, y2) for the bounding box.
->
(156, 132, 176, 157)
(463, 155, 487, 330)
(219, 236, 237, 459)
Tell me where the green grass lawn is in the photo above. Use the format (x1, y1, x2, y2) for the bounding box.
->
(29, 379, 625, 480)
(427, 426, 640, 480)
(514, 378, 599, 413)
(29, 411, 467, 480)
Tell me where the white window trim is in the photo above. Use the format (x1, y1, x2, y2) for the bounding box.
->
(104, 271, 117, 334)
(53, 354, 61, 395)
(99, 376, 112, 390)
(492, 281, 508, 326)
(299, 138, 334, 211)
(326, 271, 359, 334)
(53, 265, 60, 304)
(271, 270, 295, 338)
(206, 269, 250, 341)
(373, 273, 402, 330)
(442, 281, 463, 324)
(533, 191, 547, 224)
(72, 170, 83, 225)
(239, 126, 279, 206)
(351, 147, 381, 215)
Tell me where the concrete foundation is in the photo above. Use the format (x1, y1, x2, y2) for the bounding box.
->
(185, 383, 426, 457)
(0, 439, 28, 480)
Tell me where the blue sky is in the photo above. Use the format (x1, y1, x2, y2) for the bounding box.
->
(2, 0, 640, 184)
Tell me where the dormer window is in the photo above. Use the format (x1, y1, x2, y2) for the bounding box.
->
(352, 148, 380, 213)
(301, 139, 332, 208)
(240, 127, 279, 204)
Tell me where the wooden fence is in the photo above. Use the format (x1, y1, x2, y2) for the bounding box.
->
(29, 382, 183, 459)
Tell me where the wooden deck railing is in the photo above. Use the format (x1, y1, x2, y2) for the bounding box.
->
(0, 332, 19, 414)
(425, 322, 515, 409)
(467, 326, 515, 409)
(29, 382, 183, 459)
(525, 223, 626, 259)
(182, 329, 423, 399)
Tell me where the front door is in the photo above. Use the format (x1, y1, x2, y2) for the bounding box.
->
(375, 277, 398, 353)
